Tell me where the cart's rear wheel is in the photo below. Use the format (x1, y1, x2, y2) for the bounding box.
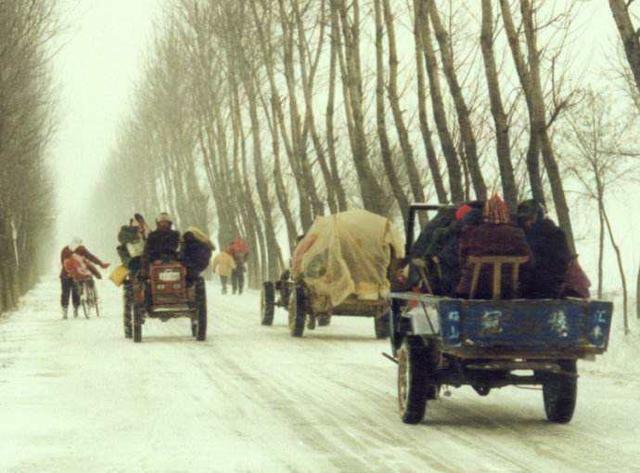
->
(132, 306, 142, 343)
(261, 282, 275, 326)
(397, 337, 438, 424)
(123, 282, 133, 339)
(542, 359, 577, 423)
(195, 278, 207, 341)
(288, 285, 305, 337)
(374, 311, 391, 339)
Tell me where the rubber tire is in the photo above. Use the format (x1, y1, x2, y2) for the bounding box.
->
(89, 285, 100, 317)
(374, 312, 391, 339)
(397, 337, 435, 424)
(288, 285, 305, 338)
(261, 282, 275, 326)
(124, 283, 133, 339)
(195, 278, 207, 341)
(132, 306, 142, 343)
(543, 359, 577, 423)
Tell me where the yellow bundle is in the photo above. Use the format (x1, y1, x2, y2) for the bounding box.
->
(109, 265, 129, 287)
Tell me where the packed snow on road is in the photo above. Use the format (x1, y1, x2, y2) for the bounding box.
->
(0, 279, 638, 472)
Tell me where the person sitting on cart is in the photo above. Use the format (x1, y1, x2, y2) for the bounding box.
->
(426, 204, 483, 296)
(60, 238, 109, 319)
(456, 195, 531, 299)
(117, 216, 146, 275)
(516, 200, 573, 299)
(180, 226, 215, 286)
(142, 212, 180, 271)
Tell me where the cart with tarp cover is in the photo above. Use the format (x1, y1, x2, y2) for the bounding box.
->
(389, 204, 613, 424)
(261, 209, 403, 338)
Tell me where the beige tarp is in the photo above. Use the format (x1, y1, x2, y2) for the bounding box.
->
(292, 209, 404, 310)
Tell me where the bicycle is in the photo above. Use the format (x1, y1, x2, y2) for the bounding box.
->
(75, 277, 100, 318)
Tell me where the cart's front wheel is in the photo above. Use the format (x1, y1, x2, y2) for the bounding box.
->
(132, 306, 142, 343)
(543, 359, 577, 423)
(288, 285, 305, 338)
(123, 283, 133, 339)
(195, 278, 207, 341)
(261, 282, 275, 326)
(374, 311, 391, 339)
(397, 337, 436, 424)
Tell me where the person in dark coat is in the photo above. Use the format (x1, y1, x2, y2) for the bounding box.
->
(180, 226, 214, 285)
(456, 195, 531, 299)
(118, 218, 146, 273)
(142, 212, 180, 272)
(517, 200, 572, 299)
(427, 207, 482, 296)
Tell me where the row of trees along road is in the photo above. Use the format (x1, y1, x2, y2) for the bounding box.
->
(89, 1, 640, 333)
(0, 1, 58, 314)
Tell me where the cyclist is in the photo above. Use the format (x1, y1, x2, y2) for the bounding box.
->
(60, 238, 109, 319)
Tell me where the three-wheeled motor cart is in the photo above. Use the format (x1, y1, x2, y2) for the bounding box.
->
(123, 261, 207, 343)
(390, 204, 613, 424)
(260, 209, 402, 339)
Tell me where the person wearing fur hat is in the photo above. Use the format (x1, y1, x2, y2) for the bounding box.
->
(60, 238, 109, 319)
(456, 195, 531, 299)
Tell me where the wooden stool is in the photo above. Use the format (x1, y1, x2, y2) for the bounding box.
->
(468, 256, 529, 300)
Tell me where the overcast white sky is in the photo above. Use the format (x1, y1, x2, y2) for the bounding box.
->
(48, 0, 638, 287)
(51, 0, 163, 245)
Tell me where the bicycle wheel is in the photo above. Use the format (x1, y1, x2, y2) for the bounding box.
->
(90, 283, 100, 317)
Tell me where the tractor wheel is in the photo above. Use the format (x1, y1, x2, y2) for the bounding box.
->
(288, 285, 305, 338)
(123, 283, 133, 339)
(132, 306, 142, 343)
(261, 282, 275, 326)
(374, 311, 391, 339)
(543, 360, 577, 423)
(397, 337, 439, 424)
(195, 278, 207, 341)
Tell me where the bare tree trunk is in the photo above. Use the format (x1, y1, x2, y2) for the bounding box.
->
(374, 0, 410, 222)
(597, 200, 604, 300)
(602, 204, 629, 334)
(326, 2, 348, 212)
(610, 0, 640, 97)
(250, 1, 315, 230)
(480, 0, 518, 211)
(381, 0, 425, 205)
(412, 0, 447, 203)
(333, 0, 387, 214)
(290, 0, 338, 214)
(520, 0, 575, 253)
(499, 0, 545, 204)
(277, 0, 325, 219)
(416, 0, 464, 202)
(265, 94, 298, 255)
(427, 0, 487, 201)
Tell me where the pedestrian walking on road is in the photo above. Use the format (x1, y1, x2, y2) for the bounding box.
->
(212, 250, 236, 294)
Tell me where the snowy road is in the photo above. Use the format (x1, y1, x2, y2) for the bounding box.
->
(0, 280, 638, 472)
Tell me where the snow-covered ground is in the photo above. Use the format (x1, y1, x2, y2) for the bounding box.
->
(0, 279, 638, 472)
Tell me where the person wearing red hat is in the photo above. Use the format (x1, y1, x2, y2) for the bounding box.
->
(456, 195, 531, 299)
